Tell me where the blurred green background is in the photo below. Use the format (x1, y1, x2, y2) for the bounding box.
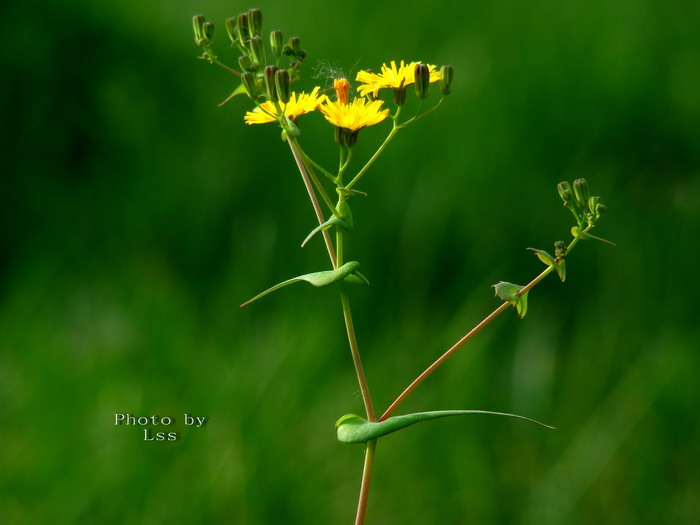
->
(2, 0, 699, 523)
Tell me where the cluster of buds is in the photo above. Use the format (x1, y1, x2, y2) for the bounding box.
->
(193, 14, 216, 63)
(193, 9, 306, 104)
(558, 178, 606, 228)
(390, 64, 453, 106)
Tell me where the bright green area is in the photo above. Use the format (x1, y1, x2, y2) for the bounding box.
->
(2, 0, 699, 523)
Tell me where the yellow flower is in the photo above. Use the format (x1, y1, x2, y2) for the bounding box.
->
(244, 87, 327, 124)
(355, 61, 440, 98)
(320, 97, 389, 131)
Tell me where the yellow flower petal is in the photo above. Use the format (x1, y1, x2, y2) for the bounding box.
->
(355, 61, 440, 97)
(244, 87, 328, 125)
(320, 98, 389, 131)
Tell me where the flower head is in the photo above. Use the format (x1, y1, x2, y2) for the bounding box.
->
(356, 61, 440, 98)
(244, 87, 327, 124)
(320, 97, 389, 132)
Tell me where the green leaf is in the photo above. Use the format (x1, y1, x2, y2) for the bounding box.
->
(528, 248, 566, 282)
(241, 261, 361, 307)
(336, 410, 555, 444)
(492, 281, 529, 318)
(343, 270, 370, 287)
(301, 216, 352, 248)
(217, 83, 248, 107)
(302, 201, 353, 248)
(571, 227, 616, 246)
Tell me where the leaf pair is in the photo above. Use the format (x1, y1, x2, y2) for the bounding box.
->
(336, 410, 554, 444)
(528, 248, 566, 282)
(492, 281, 529, 318)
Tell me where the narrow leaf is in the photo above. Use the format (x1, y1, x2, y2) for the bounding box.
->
(241, 261, 360, 307)
(571, 227, 616, 246)
(218, 83, 248, 107)
(301, 216, 352, 248)
(336, 410, 555, 444)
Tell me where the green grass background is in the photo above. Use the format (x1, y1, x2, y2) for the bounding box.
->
(2, 0, 699, 523)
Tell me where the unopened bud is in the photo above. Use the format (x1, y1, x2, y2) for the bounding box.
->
(393, 79, 407, 106)
(265, 65, 279, 102)
(237, 13, 250, 46)
(595, 203, 606, 219)
(588, 195, 601, 215)
(439, 65, 454, 96)
(270, 30, 284, 60)
(414, 63, 430, 99)
(289, 36, 302, 55)
(241, 72, 258, 99)
(193, 15, 206, 44)
(573, 178, 590, 210)
(250, 36, 266, 67)
(202, 22, 215, 42)
(554, 240, 567, 259)
(238, 54, 252, 72)
(557, 181, 573, 204)
(225, 17, 238, 43)
(275, 69, 291, 103)
(247, 8, 263, 37)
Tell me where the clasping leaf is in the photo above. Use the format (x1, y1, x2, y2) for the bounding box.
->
(492, 281, 529, 318)
(528, 248, 566, 282)
(241, 261, 365, 307)
(336, 410, 555, 444)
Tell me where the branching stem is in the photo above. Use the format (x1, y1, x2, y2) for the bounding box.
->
(379, 226, 590, 421)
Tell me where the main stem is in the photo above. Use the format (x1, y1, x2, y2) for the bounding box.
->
(288, 137, 376, 524)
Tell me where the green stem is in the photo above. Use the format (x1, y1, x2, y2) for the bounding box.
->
(214, 59, 241, 77)
(287, 139, 338, 268)
(340, 291, 375, 420)
(379, 226, 590, 422)
(345, 125, 400, 191)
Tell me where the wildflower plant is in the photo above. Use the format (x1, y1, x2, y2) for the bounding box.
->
(192, 9, 611, 524)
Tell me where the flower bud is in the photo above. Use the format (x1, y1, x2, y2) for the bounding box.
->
(554, 240, 567, 259)
(193, 15, 206, 44)
(334, 127, 359, 148)
(275, 69, 291, 104)
(250, 36, 266, 67)
(264, 65, 279, 102)
(270, 30, 284, 60)
(588, 195, 601, 215)
(557, 181, 572, 204)
(439, 65, 454, 96)
(573, 178, 590, 210)
(202, 22, 215, 42)
(393, 79, 407, 106)
(237, 13, 250, 46)
(414, 63, 431, 99)
(238, 54, 252, 72)
(241, 72, 258, 99)
(595, 203, 606, 219)
(247, 8, 263, 37)
(225, 17, 238, 43)
(289, 36, 302, 55)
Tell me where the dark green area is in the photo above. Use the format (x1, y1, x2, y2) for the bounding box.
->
(2, 0, 699, 523)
